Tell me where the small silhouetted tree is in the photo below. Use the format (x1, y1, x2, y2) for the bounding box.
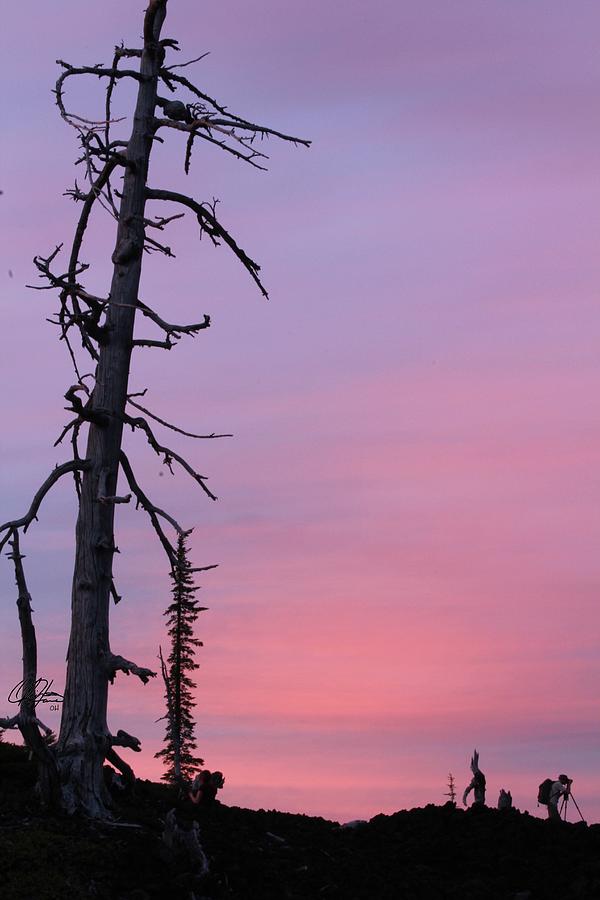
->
(0, 0, 308, 818)
(156, 531, 206, 785)
(445, 772, 456, 804)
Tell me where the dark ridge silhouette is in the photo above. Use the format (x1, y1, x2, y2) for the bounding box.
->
(1, 741, 599, 900)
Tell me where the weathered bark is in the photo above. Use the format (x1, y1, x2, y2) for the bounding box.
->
(56, 1, 167, 817)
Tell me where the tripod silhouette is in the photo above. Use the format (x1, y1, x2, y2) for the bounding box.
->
(559, 790, 586, 824)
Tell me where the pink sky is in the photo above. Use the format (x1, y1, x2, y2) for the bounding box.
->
(1, 1, 600, 824)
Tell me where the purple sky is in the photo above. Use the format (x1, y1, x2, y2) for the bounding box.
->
(1, 1, 600, 823)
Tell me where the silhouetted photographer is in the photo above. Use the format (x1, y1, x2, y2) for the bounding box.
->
(537, 774, 586, 823)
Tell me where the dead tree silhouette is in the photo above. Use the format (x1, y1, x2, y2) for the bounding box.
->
(0, 0, 309, 818)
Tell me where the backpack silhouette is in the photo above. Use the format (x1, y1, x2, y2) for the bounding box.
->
(538, 778, 554, 805)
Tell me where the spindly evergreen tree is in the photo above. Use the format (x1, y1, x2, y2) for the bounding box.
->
(156, 530, 207, 785)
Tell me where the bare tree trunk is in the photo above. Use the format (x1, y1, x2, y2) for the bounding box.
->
(158, 646, 182, 783)
(0, 532, 60, 805)
(56, 1, 168, 817)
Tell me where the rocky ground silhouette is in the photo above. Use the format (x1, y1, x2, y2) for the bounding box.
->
(1, 740, 600, 899)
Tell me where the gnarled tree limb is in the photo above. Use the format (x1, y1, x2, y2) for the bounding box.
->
(104, 746, 136, 785)
(111, 729, 142, 752)
(0, 460, 90, 551)
(119, 451, 182, 567)
(127, 395, 232, 439)
(0, 714, 20, 729)
(102, 296, 210, 342)
(157, 66, 311, 147)
(146, 186, 268, 297)
(105, 652, 157, 685)
(55, 59, 146, 130)
(137, 300, 209, 338)
(122, 411, 218, 500)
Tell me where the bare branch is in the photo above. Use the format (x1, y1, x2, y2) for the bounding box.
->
(184, 130, 195, 174)
(99, 494, 132, 505)
(154, 108, 275, 171)
(104, 296, 210, 342)
(157, 68, 311, 147)
(127, 396, 232, 440)
(119, 451, 182, 568)
(144, 211, 185, 230)
(32, 254, 110, 362)
(64, 384, 110, 427)
(164, 52, 210, 71)
(155, 116, 269, 157)
(144, 233, 175, 256)
(110, 729, 142, 752)
(97, 465, 130, 505)
(138, 299, 210, 338)
(146, 187, 268, 297)
(30, 157, 120, 366)
(104, 746, 135, 784)
(0, 715, 20, 729)
(57, 60, 145, 82)
(114, 45, 143, 60)
(53, 417, 79, 448)
(185, 127, 268, 171)
(67, 158, 120, 284)
(32, 717, 55, 738)
(55, 58, 146, 132)
(122, 412, 218, 500)
(105, 652, 157, 685)
(132, 337, 176, 350)
(157, 645, 176, 730)
(160, 38, 180, 52)
(0, 460, 90, 552)
(71, 419, 84, 500)
(43, 265, 208, 348)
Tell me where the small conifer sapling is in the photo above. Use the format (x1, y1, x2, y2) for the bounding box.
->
(445, 772, 456, 804)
